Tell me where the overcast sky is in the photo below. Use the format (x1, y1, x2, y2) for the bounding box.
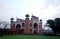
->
(0, 0, 60, 25)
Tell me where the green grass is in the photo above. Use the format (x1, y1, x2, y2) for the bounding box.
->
(0, 35, 60, 39)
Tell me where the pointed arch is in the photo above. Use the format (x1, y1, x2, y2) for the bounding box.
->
(34, 23, 38, 28)
(16, 24, 21, 29)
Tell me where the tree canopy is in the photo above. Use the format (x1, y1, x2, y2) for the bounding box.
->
(47, 18, 60, 33)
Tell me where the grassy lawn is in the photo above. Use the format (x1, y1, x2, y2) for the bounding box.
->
(0, 35, 60, 39)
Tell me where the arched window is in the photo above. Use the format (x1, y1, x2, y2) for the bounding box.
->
(34, 23, 38, 28)
(22, 23, 24, 27)
(16, 24, 21, 29)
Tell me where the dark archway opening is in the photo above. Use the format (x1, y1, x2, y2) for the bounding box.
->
(34, 23, 38, 28)
(16, 24, 21, 29)
(33, 23, 38, 34)
(16, 24, 24, 34)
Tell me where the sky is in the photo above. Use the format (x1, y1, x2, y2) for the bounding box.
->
(0, 0, 60, 26)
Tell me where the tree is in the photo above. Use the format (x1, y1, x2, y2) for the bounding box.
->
(54, 18, 60, 33)
(47, 18, 60, 33)
(47, 19, 56, 32)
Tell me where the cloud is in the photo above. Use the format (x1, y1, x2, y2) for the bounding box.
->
(0, 0, 60, 25)
(2, 2, 8, 9)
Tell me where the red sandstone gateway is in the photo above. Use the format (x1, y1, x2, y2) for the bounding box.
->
(10, 14, 43, 34)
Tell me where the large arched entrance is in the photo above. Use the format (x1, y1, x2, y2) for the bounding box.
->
(34, 23, 38, 28)
(33, 23, 38, 34)
(16, 24, 21, 29)
(16, 24, 24, 34)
